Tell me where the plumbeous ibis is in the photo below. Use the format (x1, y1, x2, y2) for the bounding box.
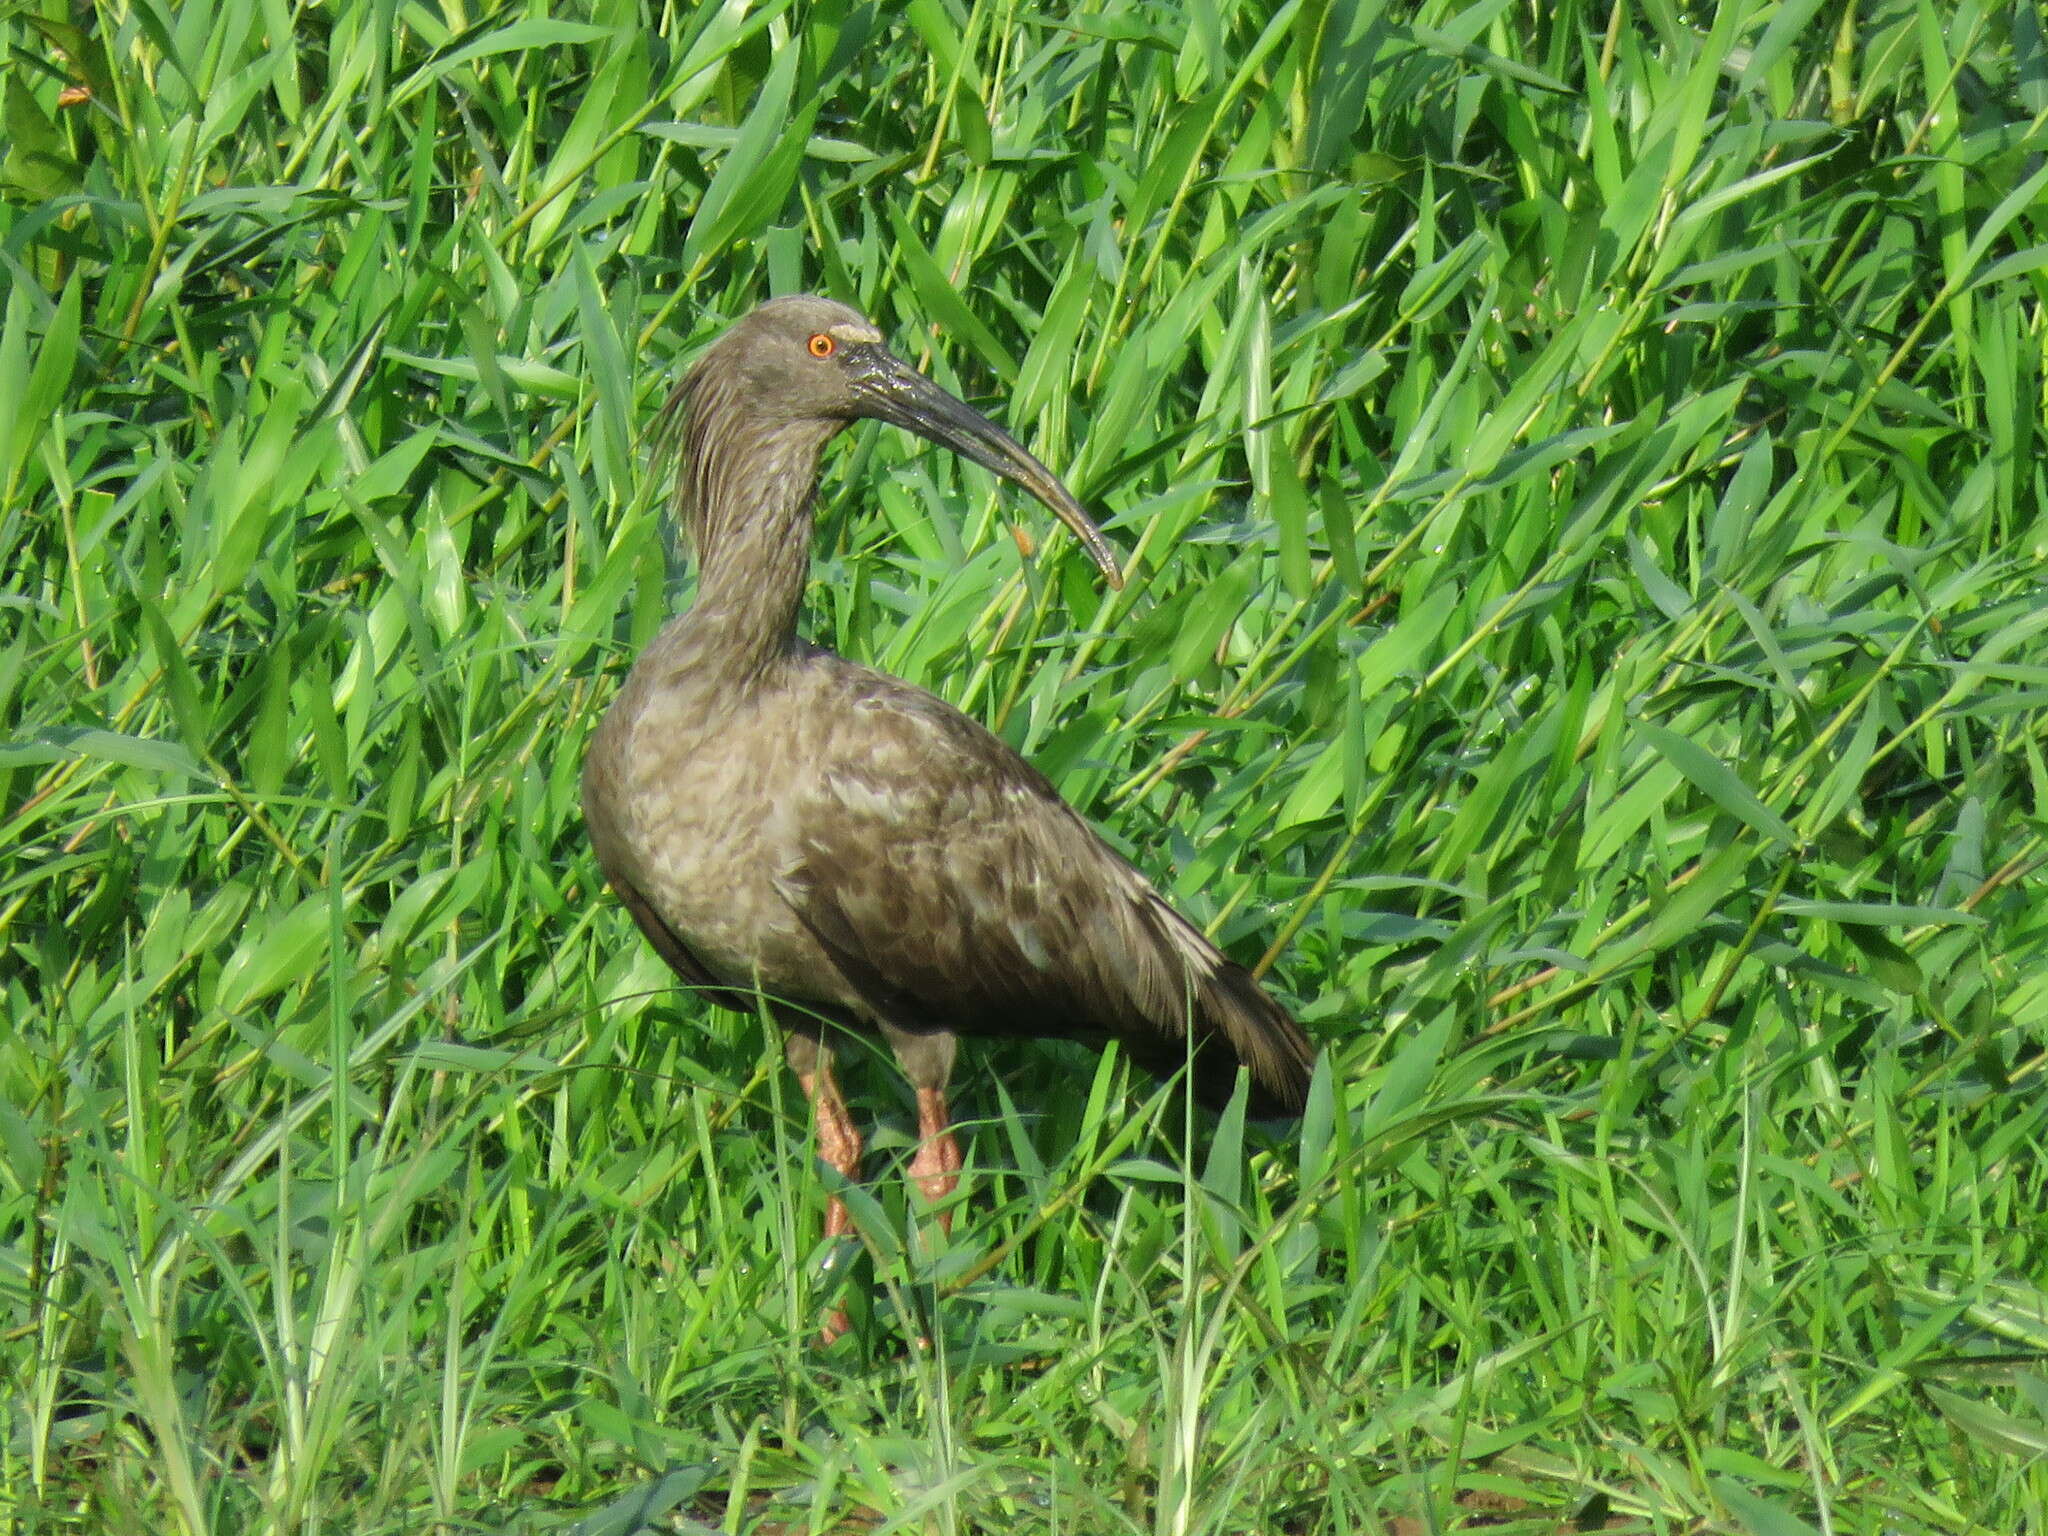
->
(580, 295, 1315, 1300)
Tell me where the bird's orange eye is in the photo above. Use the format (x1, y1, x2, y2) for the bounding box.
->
(807, 333, 836, 358)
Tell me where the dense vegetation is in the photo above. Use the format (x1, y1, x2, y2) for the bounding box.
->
(4, 0, 2045, 1530)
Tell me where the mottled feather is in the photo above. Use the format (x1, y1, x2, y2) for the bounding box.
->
(768, 671, 1311, 1111)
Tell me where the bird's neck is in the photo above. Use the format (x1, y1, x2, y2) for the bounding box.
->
(676, 411, 840, 689)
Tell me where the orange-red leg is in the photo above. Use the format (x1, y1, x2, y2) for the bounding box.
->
(796, 1054, 863, 1342)
(907, 1085, 963, 1234)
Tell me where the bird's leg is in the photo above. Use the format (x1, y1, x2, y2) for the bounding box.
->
(799, 1056, 863, 1238)
(896, 1087, 965, 1354)
(794, 1048, 863, 1342)
(907, 1085, 963, 1235)
(883, 1027, 961, 1238)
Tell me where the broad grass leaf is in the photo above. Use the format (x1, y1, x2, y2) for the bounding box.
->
(1967, 243, 2048, 293)
(408, 1040, 537, 1073)
(1621, 839, 1754, 963)
(1776, 898, 1981, 927)
(1, 76, 83, 199)
(21, 270, 80, 435)
(136, 605, 208, 757)
(1407, 26, 1568, 94)
(564, 1463, 715, 1536)
(679, 44, 802, 277)
(0, 285, 27, 488)
(885, 202, 1017, 379)
(1627, 535, 1692, 621)
(388, 18, 612, 110)
(1711, 1479, 1821, 1536)
(962, 1286, 1091, 1322)
(1356, 1014, 1447, 1145)
(0, 726, 207, 780)
(1167, 552, 1255, 683)
(1013, 251, 1095, 425)
(1276, 732, 1343, 831)
(1835, 924, 1922, 994)
(1637, 721, 1796, 849)
(1108, 1159, 1185, 1184)
(214, 895, 331, 1014)
(991, 1076, 1045, 1187)
(573, 239, 634, 497)
(1923, 1385, 2048, 1457)
(1736, 0, 1836, 91)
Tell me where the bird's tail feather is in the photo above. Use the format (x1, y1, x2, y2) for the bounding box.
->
(1134, 895, 1317, 1116)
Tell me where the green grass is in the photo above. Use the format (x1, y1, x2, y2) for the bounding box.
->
(5, 0, 2048, 1530)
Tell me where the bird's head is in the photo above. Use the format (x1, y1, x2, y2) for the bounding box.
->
(673, 294, 1124, 588)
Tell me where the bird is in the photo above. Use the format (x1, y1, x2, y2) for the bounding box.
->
(581, 294, 1315, 1333)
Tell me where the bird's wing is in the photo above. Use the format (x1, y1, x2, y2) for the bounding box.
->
(772, 680, 1314, 1112)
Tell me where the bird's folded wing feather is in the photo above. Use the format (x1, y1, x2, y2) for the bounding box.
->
(772, 685, 1314, 1110)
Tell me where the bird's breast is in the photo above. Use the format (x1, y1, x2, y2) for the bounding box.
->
(587, 647, 850, 1003)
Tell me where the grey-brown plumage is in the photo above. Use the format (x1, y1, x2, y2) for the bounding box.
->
(581, 295, 1315, 1326)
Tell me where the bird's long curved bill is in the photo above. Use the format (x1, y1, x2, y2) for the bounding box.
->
(857, 358, 1125, 589)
